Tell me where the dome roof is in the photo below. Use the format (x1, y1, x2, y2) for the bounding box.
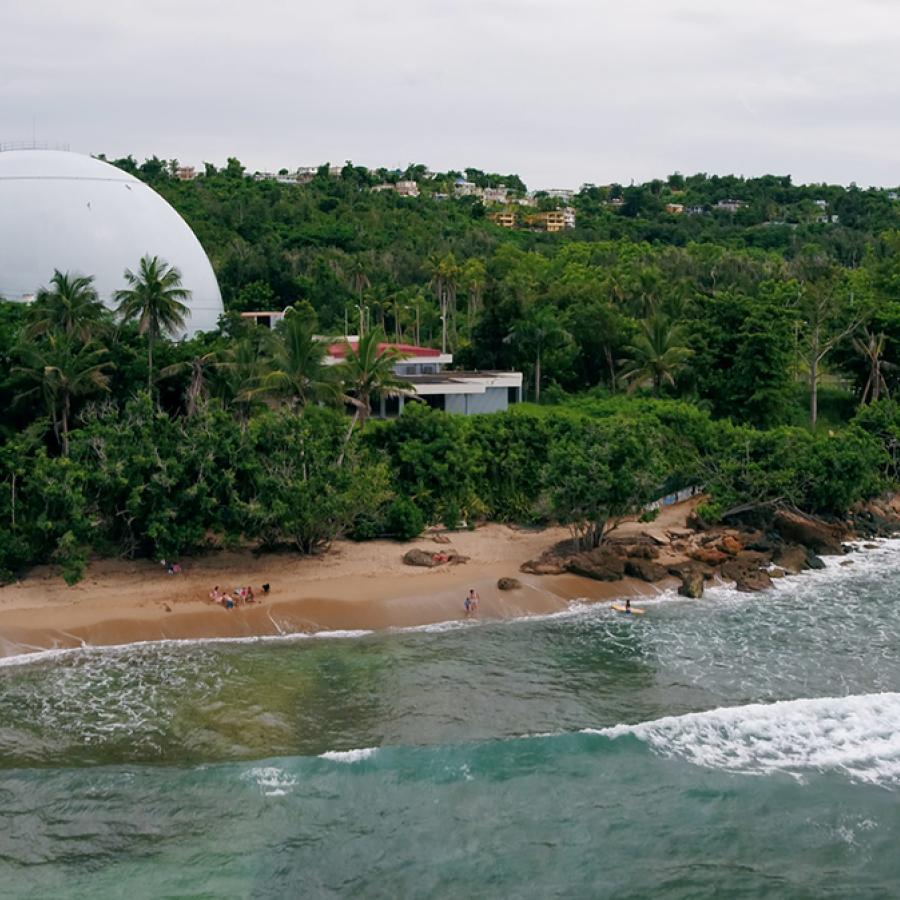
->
(0, 150, 223, 336)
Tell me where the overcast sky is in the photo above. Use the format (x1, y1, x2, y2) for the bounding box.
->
(3, 0, 900, 189)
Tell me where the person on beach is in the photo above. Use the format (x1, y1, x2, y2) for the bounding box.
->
(245, 586, 255, 604)
(624, 598, 632, 615)
(209, 586, 221, 604)
(262, 583, 270, 595)
(464, 588, 479, 616)
(224, 593, 234, 610)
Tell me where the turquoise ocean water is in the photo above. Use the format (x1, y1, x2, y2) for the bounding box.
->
(2, 542, 900, 898)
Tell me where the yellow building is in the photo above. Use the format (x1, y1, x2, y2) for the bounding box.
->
(490, 210, 517, 228)
(543, 210, 566, 232)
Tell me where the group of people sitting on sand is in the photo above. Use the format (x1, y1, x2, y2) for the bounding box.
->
(209, 583, 270, 610)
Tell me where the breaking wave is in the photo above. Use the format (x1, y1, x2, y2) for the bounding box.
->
(589, 692, 900, 786)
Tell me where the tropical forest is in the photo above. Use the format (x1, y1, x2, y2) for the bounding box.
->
(4, 157, 900, 582)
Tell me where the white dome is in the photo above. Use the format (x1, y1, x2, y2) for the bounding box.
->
(0, 149, 223, 336)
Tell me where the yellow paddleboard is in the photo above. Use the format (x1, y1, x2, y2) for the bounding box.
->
(611, 604, 645, 616)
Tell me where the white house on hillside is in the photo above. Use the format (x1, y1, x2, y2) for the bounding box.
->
(238, 315, 523, 416)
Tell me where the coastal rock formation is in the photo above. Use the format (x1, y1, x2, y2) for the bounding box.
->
(497, 577, 522, 590)
(719, 534, 743, 555)
(721, 558, 773, 593)
(677, 567, 705, 598)
(520, 556, 567, 575)
(689, 547, 730, 566)
(565, 547, 625, 582)
(624, 558, 668, 583)
(772, 544, 810, 575)
(773, 509, 843, 555)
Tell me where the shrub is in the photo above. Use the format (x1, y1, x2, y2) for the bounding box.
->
(384, 497, 425, 541)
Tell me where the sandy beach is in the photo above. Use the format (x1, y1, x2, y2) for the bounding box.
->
(0, 515, 690, 659)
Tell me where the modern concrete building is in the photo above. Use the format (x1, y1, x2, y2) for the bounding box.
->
(0, 148, 224, 336)
(325, 340, 523, 416)
(236, 318, 523, 415)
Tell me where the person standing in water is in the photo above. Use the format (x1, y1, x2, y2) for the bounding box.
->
(464, 588, 480, 616)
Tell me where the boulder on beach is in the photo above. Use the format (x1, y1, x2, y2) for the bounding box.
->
(403, 548, 468, 567)
(403, 548, 441, 567)
(497, 577, 522, 590)
(520, 556, 567, 575)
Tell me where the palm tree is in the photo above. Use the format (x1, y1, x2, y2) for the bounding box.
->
(25, 270, 109, 342)
(426, 253, 460, 353)
(216, 331, 271, 427)
(337, 329, 413, 457)
(255, 310, 338, 409)
(347, 259, 371, 336)
(14, 334, 112, 455)
(620, 314, 693, 395)
(159, 349, 225, 417)
(504, 305, 571, 403)
(115, 255, 190, 394)
(853, 328, 892, 405)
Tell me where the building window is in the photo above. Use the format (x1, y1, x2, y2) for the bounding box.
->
(384, 395, 400, 417)
(508, 386, 519, 405)
(421, 365, 435, 375)
(424, 394, 446, 411)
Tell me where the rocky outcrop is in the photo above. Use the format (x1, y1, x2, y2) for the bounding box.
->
(773, 509, 843, 555)
(721, 558, 773, 593)
(566, 547, 625, 582)
(497, 577, 522, 590)
(689, 547, 730, 566)
(403, 548, 469, 567)
(772, 544, 809, 576)
(718, 534, 743, 555)
(403, 548, 441, 567)
(624, 558, 668, 583)
(677, 567, 705, 598)
(520, 555, 567, 575)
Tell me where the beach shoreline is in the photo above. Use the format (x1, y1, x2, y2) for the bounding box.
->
(0, 521, 676, 659)
(6, 492, 885, 661)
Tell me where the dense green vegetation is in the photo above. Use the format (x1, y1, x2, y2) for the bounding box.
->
(4, 156, 900, 582)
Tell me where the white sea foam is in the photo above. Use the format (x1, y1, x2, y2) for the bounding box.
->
(319, 747, 378, 763)
(0, 628, 377, 668)
(588, 692, 900, 786)
(243, 765, 299, 796)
